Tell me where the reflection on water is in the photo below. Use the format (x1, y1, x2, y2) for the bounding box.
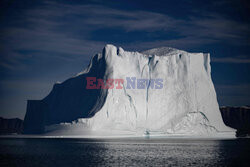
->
(0, 138, 249, 166)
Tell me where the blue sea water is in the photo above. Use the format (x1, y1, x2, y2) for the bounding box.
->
(0, 138, 249, 167)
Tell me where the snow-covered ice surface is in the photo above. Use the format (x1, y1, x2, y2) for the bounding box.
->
(25, 44, 235, 138)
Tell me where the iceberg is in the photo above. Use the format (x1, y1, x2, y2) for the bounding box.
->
(24, 44, 235, 137)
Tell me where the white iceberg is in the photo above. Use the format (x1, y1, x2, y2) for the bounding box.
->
(24, 44, 235, 138)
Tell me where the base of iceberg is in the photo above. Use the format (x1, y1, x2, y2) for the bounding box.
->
(42, 118, 235, 139)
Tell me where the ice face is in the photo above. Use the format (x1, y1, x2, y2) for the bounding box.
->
(24, 44, 235, 137)
(81, 45, 234, 135)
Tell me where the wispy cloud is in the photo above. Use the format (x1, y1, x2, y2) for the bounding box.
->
(212, 56, 250, 63)
(1, 1, 250, 70)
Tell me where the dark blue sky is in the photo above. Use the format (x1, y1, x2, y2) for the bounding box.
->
(0, 0, 250, 119)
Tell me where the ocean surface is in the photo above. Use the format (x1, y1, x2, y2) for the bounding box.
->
(0, 137, 249, 167)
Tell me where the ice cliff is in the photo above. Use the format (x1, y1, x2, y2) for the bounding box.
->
(24, 44, 235, 137)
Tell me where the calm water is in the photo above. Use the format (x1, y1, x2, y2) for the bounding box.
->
(0, 138, 249, 167)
